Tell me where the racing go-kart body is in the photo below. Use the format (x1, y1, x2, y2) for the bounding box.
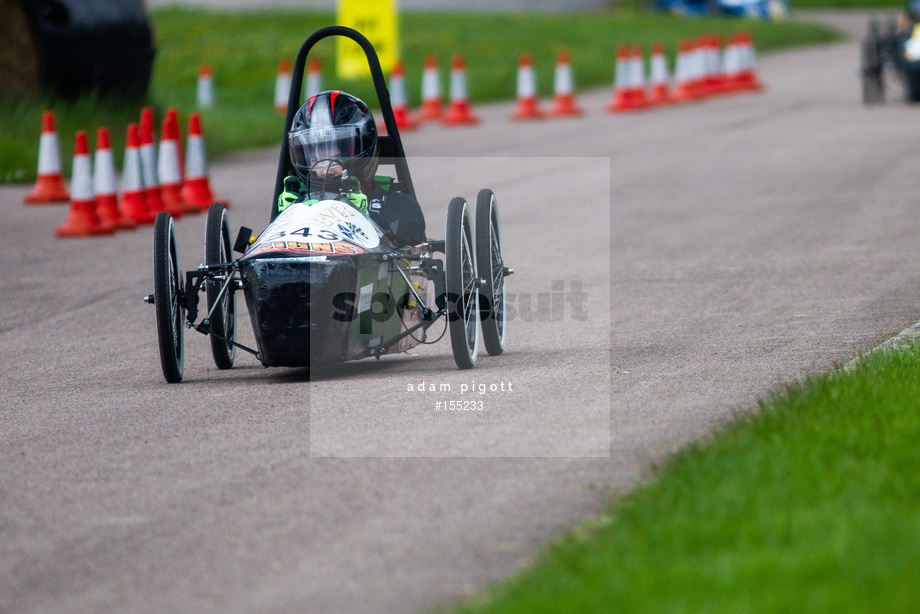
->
(146, 27, 511, 382)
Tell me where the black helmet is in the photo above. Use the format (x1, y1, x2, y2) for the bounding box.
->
(288, 90, 379, 189)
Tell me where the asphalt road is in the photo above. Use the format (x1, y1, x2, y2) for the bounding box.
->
(4, 11, 920, 613)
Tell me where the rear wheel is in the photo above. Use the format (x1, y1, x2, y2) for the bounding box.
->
(475, 189, 507, 356)
(205, 202, 236, 369)
(445, 197, 479, 370)
(153, 212, 184, 383)
(904, 61, 920, 101)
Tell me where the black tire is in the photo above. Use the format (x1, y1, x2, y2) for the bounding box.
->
(475, 189, 506, 356)
(445, 197, 479, 370)
(205, 202, 236, 369)
(906, 64, 920, 102)
(153, 212, 184, 383)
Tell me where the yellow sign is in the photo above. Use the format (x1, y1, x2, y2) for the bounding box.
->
(336, 0, 399, 79)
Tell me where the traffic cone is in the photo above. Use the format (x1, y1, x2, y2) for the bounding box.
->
(158, 112, 193, 215)
(305, 58, 322, 100)
(549, 50, 582, 117)
(56, 131, 113, 237)
(442, 55, 479, 125)
(628, 44, 648, 109)
(197, 64, 214, 108)
(419, 55, 442, 121)
(689, 38, 709, 100)
(167, 108, 185, 181)
(93, 128, 134, 231)
(389, 59, 418, 130)
(721, 33, 743, 94)
(647, 42, 671, 106)
(671, 39, 699, 103)
(275, 59, 291, 113)
(511, 52, 543, 120)
(25, 110, 69, 204)
(140, 108, 181, 218)
(120, 123, 155, 225)
(181, 113, 223, 210)
(607, 44, 638, 113)
(700, 35, 725, 96)
(734, 32, 763, 92)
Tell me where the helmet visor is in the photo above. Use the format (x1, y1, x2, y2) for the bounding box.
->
(289, 125, 368, 173)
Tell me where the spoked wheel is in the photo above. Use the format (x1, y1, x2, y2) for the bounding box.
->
(445, 197, 479, 370)
(153, 212, 184, 383)
(205, 202, 236, 369)
(475, 189, 507, 356)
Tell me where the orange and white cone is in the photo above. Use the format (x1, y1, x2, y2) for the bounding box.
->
(158, 112, 193, 215)
(197, 64, 214, 109)
(734, 32, 763, 92)
(390, 59, 418, 130)
(700, 35, 725, 96)
(671, 39, 699, 103)
(549, 50, 582, 117)
(275, 59, 291, 114)
(140, 108, 179, 218)
(689, 38, 709, 100)
(120, 123, 155, 225)
(511, 52, 543, 120)
(167, 108, 185, 181)
(442, 55, 479, 126)
(647, 42, 671, 106)
(56, 131, 113, 237)
(607, 44, 638, 113)
(93, 128, 134, 231)
(25, 110, 69, 204)
(629, 44, 648, 109)
(721, 33, 743, 94)
(305, 58, 322, 100)
(181, 113, 223, 210)
(418, 55, 442, 121)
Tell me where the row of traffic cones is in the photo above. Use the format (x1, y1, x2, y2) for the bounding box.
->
(198, 58, 325, 111)
(392, 55, 480, 128)
(608, 33, 762, 113)
(25, 109, 221, 237)
(386, 31, 761, 127)
(198, 31, 761, 123)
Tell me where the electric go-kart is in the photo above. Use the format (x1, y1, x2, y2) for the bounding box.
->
(145, 27, 511, 383)
(861, 17, 920, 103)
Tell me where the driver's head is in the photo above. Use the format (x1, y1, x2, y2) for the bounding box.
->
(289, 90, 379, 189)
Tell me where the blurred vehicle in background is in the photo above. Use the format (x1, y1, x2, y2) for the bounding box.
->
(654, 0, 789, 20)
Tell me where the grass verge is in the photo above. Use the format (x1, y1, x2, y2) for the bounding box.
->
(1, 9, 839, 184)
(445, 343, 920, 613)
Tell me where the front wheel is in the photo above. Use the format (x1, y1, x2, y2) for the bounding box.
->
(445, 197, 479, 369)
(475, 189, 507, 356)
(153, 212, 184, 383)
(204, 202, 236, 369)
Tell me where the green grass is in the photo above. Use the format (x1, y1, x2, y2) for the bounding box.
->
(1, 9, 839, 183)
(446, 344, 920, 613)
